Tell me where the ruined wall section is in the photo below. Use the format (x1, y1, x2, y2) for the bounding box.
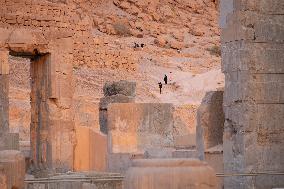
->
(221, 0, 284, 188)
(0, 0, 84, 172)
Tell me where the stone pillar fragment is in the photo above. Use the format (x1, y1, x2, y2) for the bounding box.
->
(196, 90, 224, 160)
(30, 53, 75, 174)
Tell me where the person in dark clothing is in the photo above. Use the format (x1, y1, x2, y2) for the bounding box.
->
(164, 74, 168, 84)
(158, 82, 163, 94)
(134, 42, 139, 48)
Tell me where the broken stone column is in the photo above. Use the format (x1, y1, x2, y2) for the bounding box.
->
(196, 90, 224, 160)
(0, 150, 25, 189)
(125, 159, 217, 189)
(221, 0, 284, 188)
(99, 80, 136, 134)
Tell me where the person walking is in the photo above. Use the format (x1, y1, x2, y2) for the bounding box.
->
(164, 74, 168, 84)
(158, 82, 163, 94)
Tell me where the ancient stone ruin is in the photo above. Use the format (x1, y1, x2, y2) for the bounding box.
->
(0, 0, 283, 189)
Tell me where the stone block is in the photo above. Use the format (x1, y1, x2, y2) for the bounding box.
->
(99, 94, 135, 134)
(196, 91, 224, 160)
(222, 11, 284, 43)
(74, 99, 100, 132)
(172, 149, 198, 158)
(234, 0, 284, 14)
(205, 146, 224, 189)
(221, 41, 284, 74)
(107, 153, 132, 173)
(223, 72, 284, 104)
(0, 150, 25, 189)
(107, 103, 174, 154)
(74, 126, 107, 172)
(124, 159, 217, 189)
(103, 80, 136, 97)
(174, 134, 196, 149)
(48, 120, 75, 173)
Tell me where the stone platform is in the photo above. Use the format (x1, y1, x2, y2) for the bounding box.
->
(25, 172, 123, 189)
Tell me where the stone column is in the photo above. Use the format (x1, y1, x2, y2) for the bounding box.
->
(221, 0, 284, 188)
(30, 52, 75, 174)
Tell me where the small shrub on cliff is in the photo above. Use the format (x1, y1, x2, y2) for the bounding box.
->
(206, 45, 221, 57)
(113, 23, 132, 37)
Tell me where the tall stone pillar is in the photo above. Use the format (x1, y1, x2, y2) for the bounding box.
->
(30, 51, 75, 174)
(221, 0, 284, 188)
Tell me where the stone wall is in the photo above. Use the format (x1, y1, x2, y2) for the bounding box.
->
(0, 0, 76, 173)
(221, 0, 284, 188)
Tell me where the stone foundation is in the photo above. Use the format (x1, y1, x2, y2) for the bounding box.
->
(124, 159, 217, 189)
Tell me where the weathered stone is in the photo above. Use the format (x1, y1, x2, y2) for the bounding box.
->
(205, 145, 224, 189)
(107, 103, 174, 154)
(223, 72, 284, 104)
(125, 159, 217, 189)
(221, 42, 284, 74)
(222, 11, 284, 43)
(172, 149, 198, 158)
(103, 80, 136, 97)
(107, 103, 175, 173)
(221, 1, 284, 188)
(25, 172, 123, 189)
(0, 75, 9, 136)
(99, 94, 135, 110)
(196, 91, 224, 160)
(99, 94, 135, 134)
(0, 150, 25, 189)
(74, 126, 107, 172)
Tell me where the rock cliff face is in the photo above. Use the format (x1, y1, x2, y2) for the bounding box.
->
(7, 0, 223, 150)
